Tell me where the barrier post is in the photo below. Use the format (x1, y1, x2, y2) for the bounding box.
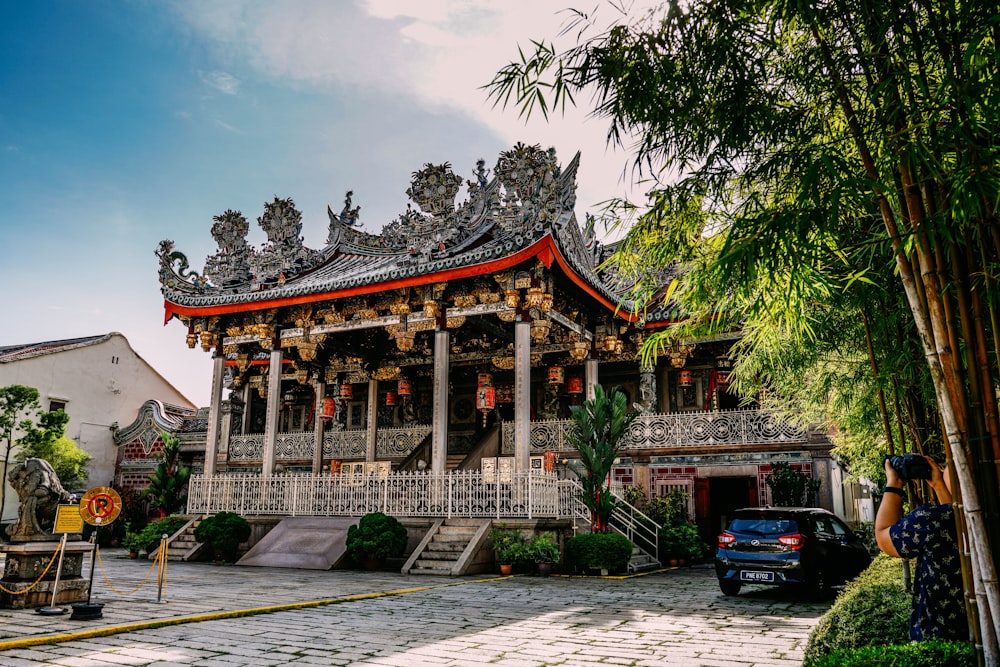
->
(153, 534, 168, 604)
(37, 533, 69, 615)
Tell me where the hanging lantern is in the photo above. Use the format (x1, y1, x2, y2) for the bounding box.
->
(477, 386, 496, 412)
(678, 370, 694, 387)
(322, 397, 336, 418)
(477, 372, 493, 388)
(340, 383, 354, 400)
(566, 377, 584, 394)
(547, 366, 565, 384)
(386, 390, 397, 406)
(715, 355, 733, 385)
(398, 378, 412, 396)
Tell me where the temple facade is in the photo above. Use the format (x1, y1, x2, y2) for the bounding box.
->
(156, 144, 853, 538)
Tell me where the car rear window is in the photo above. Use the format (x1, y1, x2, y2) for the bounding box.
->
(729, 518, 799, 535)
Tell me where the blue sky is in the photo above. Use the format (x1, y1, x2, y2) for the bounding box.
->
(0, 1, 642, 406)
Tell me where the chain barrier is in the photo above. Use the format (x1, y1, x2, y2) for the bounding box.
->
(0, 541, 63, 595)
(95, 545, 162, 597)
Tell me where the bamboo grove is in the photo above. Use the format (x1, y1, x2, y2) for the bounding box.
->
(487, 1, 1000, 661)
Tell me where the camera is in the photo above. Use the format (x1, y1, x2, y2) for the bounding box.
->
(884, 453, 933, 481)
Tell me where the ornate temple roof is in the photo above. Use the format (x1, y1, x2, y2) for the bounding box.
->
(158, 144, 674, 326)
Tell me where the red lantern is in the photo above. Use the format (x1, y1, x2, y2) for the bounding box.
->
(566, 377, 583, 394)
(547, 366, 565, 384)
(679, 370, 694, 387)
(386, 390, 397, 406)
(322, 397, 335, 418)
(398, 378, 412, 396)
(339, 383, 353, 400)
(544, 451, 557, 472)
(329, 459, 342, 475)
(477, 386, 496, 412)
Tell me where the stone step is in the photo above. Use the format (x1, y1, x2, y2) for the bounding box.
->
(413, 558, 457, 569)
(425, 542, 466, 553)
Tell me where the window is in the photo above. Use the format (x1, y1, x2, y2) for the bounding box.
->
(49, 400, 67, 412)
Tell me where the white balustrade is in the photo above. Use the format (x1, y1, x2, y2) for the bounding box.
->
(500, 409, 805, 454)
(187, 470, 572, 519)
(228, 425, 431, 462)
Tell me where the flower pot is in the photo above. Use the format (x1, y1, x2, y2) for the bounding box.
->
(362, 554, 384, 571)
(499, 564, 514, 575)
(537, 562, 553, 577)
(129, 551, 138, 560)
(668, 558, 680, 567)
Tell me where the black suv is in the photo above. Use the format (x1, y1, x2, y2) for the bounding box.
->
(715, 507, 870, 597)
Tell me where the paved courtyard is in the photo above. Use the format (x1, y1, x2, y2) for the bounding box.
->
(0, 551, 832, 666)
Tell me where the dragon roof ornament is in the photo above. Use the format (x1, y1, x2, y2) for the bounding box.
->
(157, 143, 635, 312)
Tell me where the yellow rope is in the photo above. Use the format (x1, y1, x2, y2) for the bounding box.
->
(0, 541, 63, 595)
(95, 546, 161, 597)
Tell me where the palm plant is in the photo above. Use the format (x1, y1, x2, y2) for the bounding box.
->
(146, 433, 191, 516)
(566, 385, 637, 533)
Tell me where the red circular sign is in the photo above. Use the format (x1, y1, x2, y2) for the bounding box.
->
(79, 486, 122, 526)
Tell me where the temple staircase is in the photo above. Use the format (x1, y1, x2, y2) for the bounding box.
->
(148, 515, 205, 562)
(402, 518, 493, 576)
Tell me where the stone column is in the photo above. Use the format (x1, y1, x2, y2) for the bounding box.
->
(585, 358, 599, 402)
(203, 354, 226, 476)
(366, 380, 378, 462)
(240, 383, 252, 434)
(262, 347, 283, 475)
(312, 381, 326, 474)
(638, 365, 657, 413)
(432, 328, 450, 474)
(217, 391, 244, 474)
(514, 316, 531, 472)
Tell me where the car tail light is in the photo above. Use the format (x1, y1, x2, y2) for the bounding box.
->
(718, 532, 736, 548)
(778, 533, 804, 550)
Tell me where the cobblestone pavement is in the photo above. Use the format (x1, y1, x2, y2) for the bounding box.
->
(0, 550, 832, 666)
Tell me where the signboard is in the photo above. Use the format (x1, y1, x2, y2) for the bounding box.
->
(79, 486, 122, 526)
(53, 504, 84, 534)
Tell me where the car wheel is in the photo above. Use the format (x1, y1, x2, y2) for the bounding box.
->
(808, 571, 830, 601)
(719, 579, 741, 596)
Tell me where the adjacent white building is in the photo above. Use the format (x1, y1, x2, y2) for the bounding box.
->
(0, 333, 195, 524)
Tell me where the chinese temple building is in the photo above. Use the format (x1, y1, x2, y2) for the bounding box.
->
(156, 143, 850, 542)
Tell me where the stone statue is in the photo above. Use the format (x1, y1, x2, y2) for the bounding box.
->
(6, 458, 72, 542)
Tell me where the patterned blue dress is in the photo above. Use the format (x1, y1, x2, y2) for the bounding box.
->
(889, 503, 968, 641)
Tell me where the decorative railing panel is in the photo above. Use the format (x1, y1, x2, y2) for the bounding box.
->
(187, 471, 572, 519)
(500, 409, 805, 454)
(376, 426, 432, 458)
(228, 426, 430, 462)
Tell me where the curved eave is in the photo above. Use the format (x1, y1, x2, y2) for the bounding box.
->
(164, 235, 642, 323)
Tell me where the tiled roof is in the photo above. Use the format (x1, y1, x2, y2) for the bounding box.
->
(0, 334, 113, 363)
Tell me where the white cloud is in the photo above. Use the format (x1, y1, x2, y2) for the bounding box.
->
(200, 69, 242, 95)
(213, 119, 244, 134)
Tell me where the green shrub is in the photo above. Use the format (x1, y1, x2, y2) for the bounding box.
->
(565, 533, 632, 573)
(345, 512, 408, 564)
(658, 523, 707, 561)
(133, 515, 189, 553)
(194, 512, 251, 563)
(806, 639, 974, 667)
(526, 533, 560, 563)
(803, 554, 911, 664)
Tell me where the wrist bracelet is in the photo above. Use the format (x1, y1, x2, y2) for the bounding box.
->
(882, 486, 905, 497)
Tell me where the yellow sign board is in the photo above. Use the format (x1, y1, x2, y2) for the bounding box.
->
(54, 504, 84, 534)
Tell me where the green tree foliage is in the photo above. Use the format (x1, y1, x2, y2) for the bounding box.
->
(566, 385, 638, 533)
(1, 385, 42, 519)
(488, 2, 1000, 656)
(14, 410, 90, 488)
(766, 462, 821, 507)
(146, 433, 191, 516)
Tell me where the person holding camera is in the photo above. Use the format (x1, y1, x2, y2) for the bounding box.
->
(875, 454, 967, 641)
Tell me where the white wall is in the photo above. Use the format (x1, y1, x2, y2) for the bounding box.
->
(0, 333, 195, 524)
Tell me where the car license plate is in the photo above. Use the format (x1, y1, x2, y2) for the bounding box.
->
(740, 570, 775, 583)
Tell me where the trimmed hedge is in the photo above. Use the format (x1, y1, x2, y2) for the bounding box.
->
(565, 533, 632, 573)
(806, 639, 974, 667)
(804, 553, 911, 664)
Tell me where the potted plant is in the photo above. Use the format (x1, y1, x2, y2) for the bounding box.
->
(122, 523, 145, 559)
(527, 533, 560, 576)
(345, 512, 408, 570)
(491, 527, 526, 575)
(193, 511, 251, 563)
(659, 523, 706, 566)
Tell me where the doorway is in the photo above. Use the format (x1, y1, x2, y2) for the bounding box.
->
(709, 476, 755, 536)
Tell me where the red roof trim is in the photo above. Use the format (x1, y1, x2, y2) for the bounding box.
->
(164, 236, 638, 323)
